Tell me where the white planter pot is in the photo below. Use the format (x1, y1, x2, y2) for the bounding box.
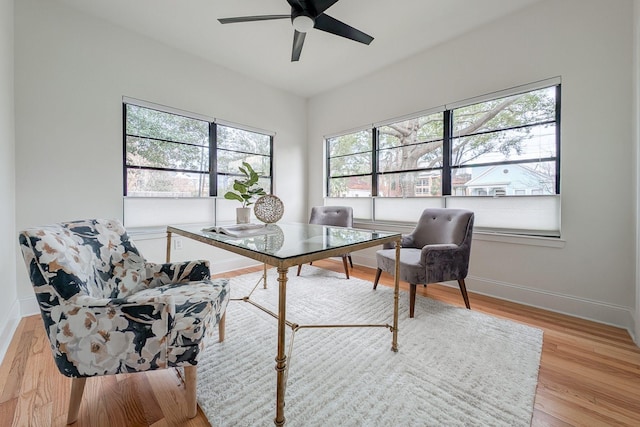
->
(236, 207, 251, 224)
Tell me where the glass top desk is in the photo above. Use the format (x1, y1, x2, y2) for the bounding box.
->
(166, 222, 401, 426)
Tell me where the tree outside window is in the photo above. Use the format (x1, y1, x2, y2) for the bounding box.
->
(326, 84, 559, 198)
(124, 103, 272, 198)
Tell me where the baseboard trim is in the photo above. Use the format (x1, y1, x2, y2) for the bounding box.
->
(351, 252, 635, 335)
(0, 299, 22, 367)
(210, 258, 262, 275)
(466, 275, 635, 334)
(20, 295, 40, 317)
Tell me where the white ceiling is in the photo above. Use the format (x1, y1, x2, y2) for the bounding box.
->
(55, 0, 542, 98)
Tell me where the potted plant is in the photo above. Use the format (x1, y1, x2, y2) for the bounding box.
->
(224, 162, 266, 223)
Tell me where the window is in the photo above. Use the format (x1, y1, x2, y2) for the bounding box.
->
(377, 112, 444, 197)
(124, 102, 273, 198)
(324, 78, 561, 236)
(450, 86, 558, 197)
(124, 105, 211, 197)
(216, 125, 272, 196)
(327, 130, 372, 197)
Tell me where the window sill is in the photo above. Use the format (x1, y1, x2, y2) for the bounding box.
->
(473, 231, 565, 248)
(127, 226, 168, 241)
(353, 221, 565, 249)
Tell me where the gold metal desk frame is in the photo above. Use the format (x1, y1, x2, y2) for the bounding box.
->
(166, 223, 401, 426)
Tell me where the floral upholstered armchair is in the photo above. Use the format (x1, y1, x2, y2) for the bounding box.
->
(19, 218, 230, 423)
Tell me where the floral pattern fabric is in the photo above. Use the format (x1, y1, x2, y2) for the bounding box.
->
(19, 218, 229, 378)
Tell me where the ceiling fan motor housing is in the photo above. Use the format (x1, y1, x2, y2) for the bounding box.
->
(291, 9, 315, 33)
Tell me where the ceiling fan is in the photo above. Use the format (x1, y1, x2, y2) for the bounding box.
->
(218, 0, 374, 62)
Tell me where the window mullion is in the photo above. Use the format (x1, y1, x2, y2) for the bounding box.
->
(372, 127, 379, 197)
(325, 138, 331, 197)
(442, 110, 452, 196)
(269, 135, 274, 194)
(122, 103, 128, 197)
(555, 84, 561, 194)
(209, 122, 217, 197)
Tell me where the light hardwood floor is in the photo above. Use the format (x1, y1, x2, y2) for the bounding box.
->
(1, 260, 640, 426)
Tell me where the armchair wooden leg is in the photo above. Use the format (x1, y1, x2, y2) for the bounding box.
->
(218, 313, 226, 342)
(184, 365, 198, 419)
(409, 284, 417, 318)
(341, 255, 350, 279)
(373, 268, 382, 290)
(297, 262, 314, 277)
(66, 377, 87, 424)
(458, 279, 471, 309)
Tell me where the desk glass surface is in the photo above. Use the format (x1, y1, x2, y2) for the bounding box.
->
(168, 222, 399, 261)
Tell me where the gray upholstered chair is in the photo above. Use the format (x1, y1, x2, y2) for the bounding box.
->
(19, 219, 230, 423)
(373, 208, 474, 318)
(297, 206, 354, 279)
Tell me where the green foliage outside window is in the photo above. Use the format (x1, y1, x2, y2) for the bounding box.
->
(327, 85, 558, 198)
(124, 103, 272, 198)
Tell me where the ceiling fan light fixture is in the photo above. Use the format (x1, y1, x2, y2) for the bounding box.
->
(292, 15, 314, 33)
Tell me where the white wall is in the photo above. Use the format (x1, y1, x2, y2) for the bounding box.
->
(0, 0, 18, 362)
(635, 0, 640, 344)
(14, 0, 307, 305)
(308, 0, 637, 333)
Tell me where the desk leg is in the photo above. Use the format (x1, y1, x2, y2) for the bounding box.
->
(392, 240, 400, 352)
(274, 266, 288, 426)
(263, 263, 268, 289)
(166, 231, 172, 263)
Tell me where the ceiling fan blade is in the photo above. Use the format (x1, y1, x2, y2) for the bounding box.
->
(218, 15, 290, 24)
(311, 0, 340, 15)
(291, 30, 306, 62)
(286, 0, 305, 11)
(314, 14, 374, 45)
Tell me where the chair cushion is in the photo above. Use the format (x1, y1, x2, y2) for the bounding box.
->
(134, 278, 230, 366)
(309, 206, 353, 227)
(410, 209, 472, 248)
(376, 248, 425, 284)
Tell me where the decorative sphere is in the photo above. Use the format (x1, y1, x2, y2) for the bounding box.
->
(254, 195, 284, 223)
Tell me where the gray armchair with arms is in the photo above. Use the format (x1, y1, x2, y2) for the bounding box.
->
(19, 218, 230, 423)
(373, 208, 474, 318)
(297, 206, 354, 279)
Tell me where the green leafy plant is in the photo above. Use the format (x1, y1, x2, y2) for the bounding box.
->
(224, 162, 267, 208)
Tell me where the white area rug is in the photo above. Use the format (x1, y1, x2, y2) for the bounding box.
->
(196, 267, 543, 426)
